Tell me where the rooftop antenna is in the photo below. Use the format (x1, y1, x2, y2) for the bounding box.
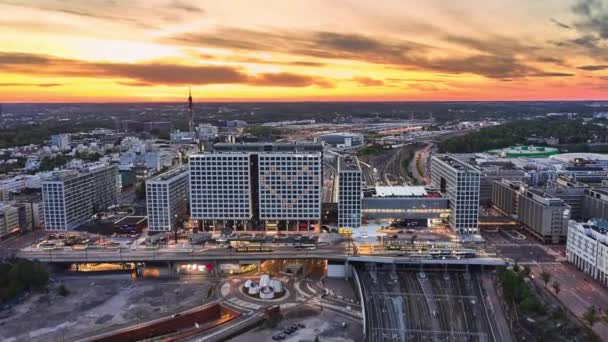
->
(188, 87, 193, 133)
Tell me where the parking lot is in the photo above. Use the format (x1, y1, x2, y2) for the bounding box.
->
(230, 305, 363, 342)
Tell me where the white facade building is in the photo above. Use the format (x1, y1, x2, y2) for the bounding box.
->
(567, 220, 608, 287)
(189, 153, 252, 222)
(338, 156, 362, 228)
(189, 143, 323, 231)
(42, 165, 119, 231)
(146, 166, 190, 231)
(258, 153, 322, 222)
(431, 155, 480, 234)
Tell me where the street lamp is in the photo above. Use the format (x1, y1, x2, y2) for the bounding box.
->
(174, 214, 179, 244)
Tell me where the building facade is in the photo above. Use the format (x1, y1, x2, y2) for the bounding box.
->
(146, 166, 190, 231)
(0, 203, 19, 238)
(337, 156, 362, 228)
(567, 220, 608, 287)
(189, 143, 322, 231)
(491, 179, 524, 216)
(583, 188, 608, 220)
(50, 134, 70, 150)
(518, 189, 570, 244)
(189, 153, 252, 227)
(431, 155, 480, 234)
(42, 165, 119, 231)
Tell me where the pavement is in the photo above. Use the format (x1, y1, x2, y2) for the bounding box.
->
(530, 263, 608, 339)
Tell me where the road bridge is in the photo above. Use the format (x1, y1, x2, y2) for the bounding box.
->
(14, 247, 506, 267)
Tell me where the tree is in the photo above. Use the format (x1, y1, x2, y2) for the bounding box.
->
(551, 280, 561, 296)
(314, 336, 320, 342)
(540, 271, 551, 288)
(57, 284, 70, 296)
(583, 306, 600, 328)
(522, 265, 531, 278)
(135, 182, 146, 199)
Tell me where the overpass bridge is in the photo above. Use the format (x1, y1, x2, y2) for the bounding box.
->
(12, 247, 506, 267)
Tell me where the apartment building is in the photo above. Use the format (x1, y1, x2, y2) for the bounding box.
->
(146, 166, 190, 231)
(337, 156, 362, 229)
(189, 143, 322, 231)
(431, 155, 480, 234)
(42, 165, 119, 230)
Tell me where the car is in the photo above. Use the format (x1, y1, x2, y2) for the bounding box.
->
(171, 313, 182, 318)
(278, 333, 286, 339)
(297, 323, 305, 328)
(272, 335, 284, 340)
(284, 329, 294, 335)
(290, 324, 298, 330)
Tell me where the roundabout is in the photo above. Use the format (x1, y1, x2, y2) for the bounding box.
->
(239, 274, 290, 302)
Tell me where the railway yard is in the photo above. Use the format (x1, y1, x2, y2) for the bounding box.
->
(358, 144, 424, 186)
(359, 266, 498, 342)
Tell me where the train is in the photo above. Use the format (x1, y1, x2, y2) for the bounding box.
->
(385, 244, 477, 259)
(430, 249, 477, 259)
(235, 246, 274, 253)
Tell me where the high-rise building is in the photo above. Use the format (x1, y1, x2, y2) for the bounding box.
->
(338, 156, 362, 229)
(146, 166, 189, 232)
(189, 152, 252, 227)
(189, 143, 323, 231)
(42, 165, 119, 231)
(431, 155, 480, 234)
(518, 189, 570, 244)
(50, 134, 70, 150)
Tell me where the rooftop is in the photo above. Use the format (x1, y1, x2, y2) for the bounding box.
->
(338, 156, 361, 172)
(213, 142, 323, 153)
(147, 165, 189, 182)
(435, 155, 480, 172)
(373, 186, 427, 197)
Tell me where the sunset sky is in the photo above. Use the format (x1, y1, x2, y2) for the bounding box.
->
(0, 0, 607, 102)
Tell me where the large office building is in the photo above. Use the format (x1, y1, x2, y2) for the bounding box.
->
(337, 156, 362, 229)
(582, 188, 608, 220)
(0, 203, 19, 239)
(42, 165, 119, 231)
(567, 220, 608, 287)
(431, 155, 480, 234)
(146, 166, 190, 232)
(190, 143, 322, 231)
(491, 179, 524, 216)
(518, 189, 570, 244)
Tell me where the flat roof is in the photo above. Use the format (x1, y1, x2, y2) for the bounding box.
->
(148, 165, 189, 182)
(374, 186, 427, 197)
(338, 156, 361, 172)
(434, 155, 480, 172)
(213, 142, 323, 153)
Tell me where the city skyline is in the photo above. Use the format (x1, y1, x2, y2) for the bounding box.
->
(1, 0, 608, 102)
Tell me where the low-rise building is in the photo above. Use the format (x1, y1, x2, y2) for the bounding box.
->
(0, 203, 19, 238)
(518, 189, 570, 244)
(567, 220, 608, 287)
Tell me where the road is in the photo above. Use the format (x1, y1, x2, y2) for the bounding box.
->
(409, 143, 432, 185)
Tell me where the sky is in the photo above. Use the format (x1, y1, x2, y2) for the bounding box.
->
(0, 0, 607, 102)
